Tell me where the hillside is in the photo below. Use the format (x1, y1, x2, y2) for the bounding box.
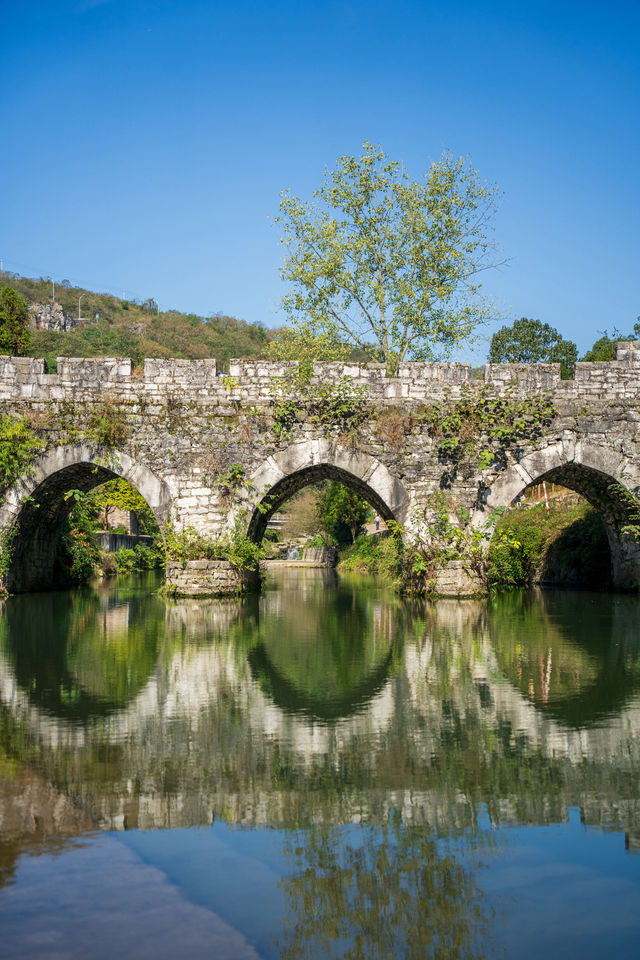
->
(0, 273, 271, 371)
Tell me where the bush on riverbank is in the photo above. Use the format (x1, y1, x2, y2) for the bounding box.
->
(337, 532, 402, 582)
(108, 544, 165, 573)
(486, 499, 609, 588)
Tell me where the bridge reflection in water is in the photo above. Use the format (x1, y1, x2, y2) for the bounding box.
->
(0, 571, 639, 836)
(1, 572, 640, 958)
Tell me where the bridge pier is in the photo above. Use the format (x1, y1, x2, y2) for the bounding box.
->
(432, 560, 485, 598)
(165, 559, 258, 598)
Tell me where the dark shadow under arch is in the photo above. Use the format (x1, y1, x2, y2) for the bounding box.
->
(504, 463, 640, 590)
(246, 463, 398, 543)
(5, 459, 165, 594)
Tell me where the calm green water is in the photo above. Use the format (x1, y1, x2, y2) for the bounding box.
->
(1, 569, 640, 959)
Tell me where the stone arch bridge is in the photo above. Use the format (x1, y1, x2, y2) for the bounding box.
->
(2, 344, 640, 595)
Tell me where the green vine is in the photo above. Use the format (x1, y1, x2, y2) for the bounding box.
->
(609, 482, 640, 541)
(423, 386, 556, 469)
(394, 494, 507, 596)
(270, 374, 368, 441)
(0, 414, 46, 491)
(87, 402, 129, 448)
(217, 463, 247, 502)
(0, 525, 15, 591)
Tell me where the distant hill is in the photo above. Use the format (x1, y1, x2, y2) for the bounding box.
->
(1, 273, 272, 371)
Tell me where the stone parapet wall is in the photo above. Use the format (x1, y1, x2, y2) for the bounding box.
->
(1, 343, 640, 405)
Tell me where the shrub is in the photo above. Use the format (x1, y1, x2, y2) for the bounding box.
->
(112, 543, 164, 572)
(486, 499, 609, 587)
(0, 415, 46, 491)
(88, 402, 128, 448)
(0, 286, 31, 355)
(163, 520, 264, 572)
(338, 532, 401, 582)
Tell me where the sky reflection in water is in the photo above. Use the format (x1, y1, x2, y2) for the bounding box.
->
(0, 570, 639, 959)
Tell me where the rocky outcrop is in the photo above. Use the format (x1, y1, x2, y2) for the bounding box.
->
(28, 301, 77, 332)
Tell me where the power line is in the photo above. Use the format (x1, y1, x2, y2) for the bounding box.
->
(0, 256, 159, 311)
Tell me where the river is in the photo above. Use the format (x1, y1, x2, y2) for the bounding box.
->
(0, 569, 639, 959)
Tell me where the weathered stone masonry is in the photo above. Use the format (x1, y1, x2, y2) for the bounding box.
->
(2, 344, 640, 595)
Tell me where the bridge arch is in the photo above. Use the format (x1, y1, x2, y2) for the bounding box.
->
(0, 444, 170, 594)
(474, 440, 640, 589)
(243, 439, 410, 543)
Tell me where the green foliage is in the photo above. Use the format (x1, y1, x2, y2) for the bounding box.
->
(309, 378, 368, 432)
(581, 334, 616, 362)
(0, 527, 15, 588)
(56, 490, 101, 584)
(277, 141, 501, 372)
(217, 463, 246, 498)
(337, 532, 402, 582)
(112, 544, 164, 572)
(581, 322, 640, 362)
(609, 482, 640, 541)
(87, 402, 128, 448)
(424, 386, 555, 468)
(0, 286, 31, 356)
(303, 532, 336, 548)
(395, 496, 488, 595)
(164, 519, 264, 571)
(271, 374, 368, 442)
(316, 481, 371, 544)
(0, 414, 46, 491)
(489, 317, 577, 379)
(486, 499, 609, 587)
(91, 478, 158, 534)
(268, 325, 351, 373)
(2, 272, 270, 370)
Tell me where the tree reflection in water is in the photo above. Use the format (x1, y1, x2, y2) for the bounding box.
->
(276, 813, 492, 960)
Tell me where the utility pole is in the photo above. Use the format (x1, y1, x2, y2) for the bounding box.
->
(52, 280, 55, 305)
(78, 293, 85, 321)
(0, 259, 3, 275)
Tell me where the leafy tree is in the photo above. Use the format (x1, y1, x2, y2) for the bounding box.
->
(489, 317, 577, 378)
(91, 479, 158, 534)
(581, 333, 617, 362)
(0, 286, 31, 356)
(275, 141, 502, 373)
(316, 481, 370, 544)
(581, 321, 640, 362)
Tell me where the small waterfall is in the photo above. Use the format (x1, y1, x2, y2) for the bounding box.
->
(286, 546, 301, 560)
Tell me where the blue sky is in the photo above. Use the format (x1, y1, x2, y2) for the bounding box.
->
(1, 0, 638, 357)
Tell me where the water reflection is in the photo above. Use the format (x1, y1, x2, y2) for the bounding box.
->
(276, 816, 492, 960)
(1, 581, 163, 720)
(0, 576, 639, 835)
(488, 590, 640, 724)
(1, 573, 640, 957)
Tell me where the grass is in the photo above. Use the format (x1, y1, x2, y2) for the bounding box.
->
(1, 272, 271, 371)
(487, 498, 610, 588)
(337, 532, 402, 583)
